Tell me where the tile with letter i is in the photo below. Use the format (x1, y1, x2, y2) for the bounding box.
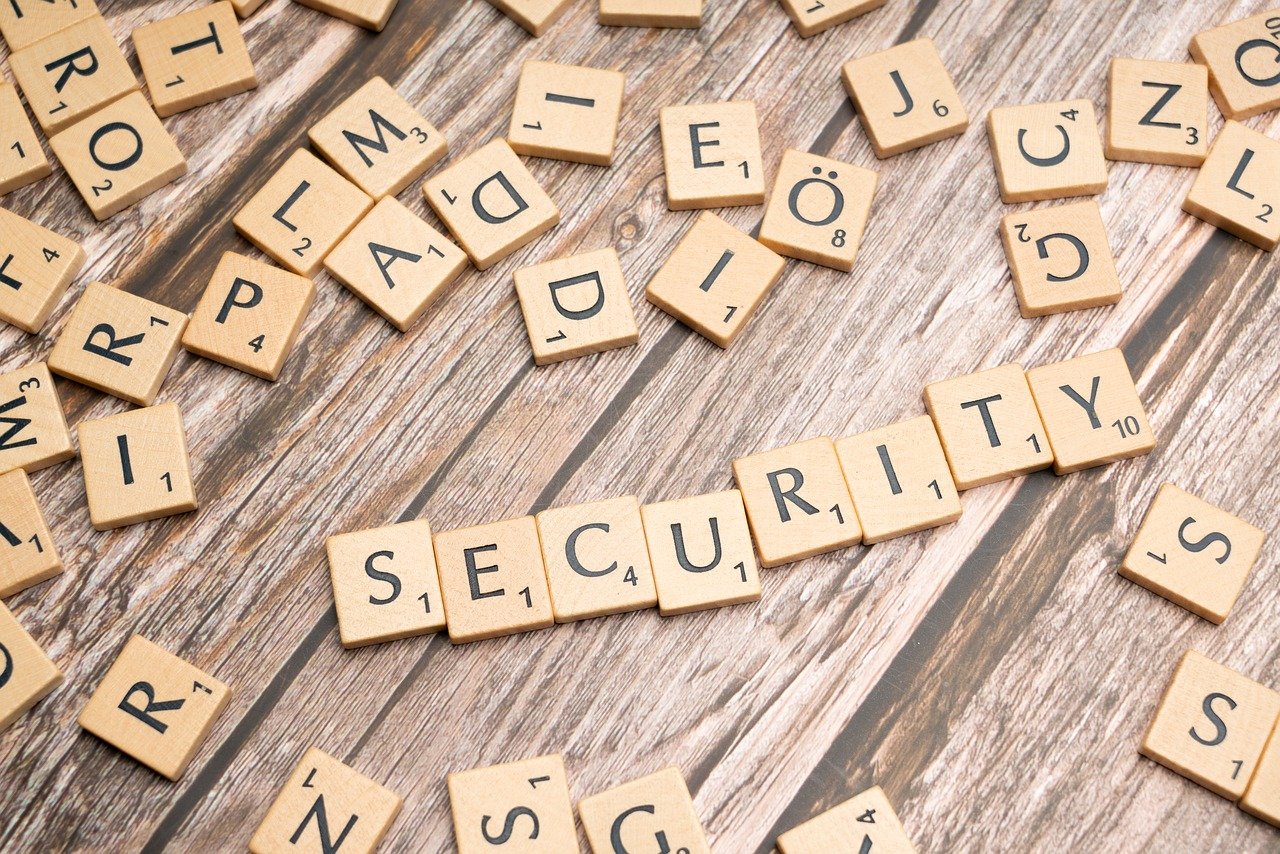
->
(250, 747, 403, 854)
(0, 207, 86, 334)
(1190, 11, 1280, 120)
(578, 767, 710, 854)
(0, 82, 52, 196)
(1182, 121, 1280, 252)
(133, 1, 257, 118)
(0, 469, 62, 598)
(986, 99, 1107, 203)
(485, 0, 573, 36)
(660, 100, 764, 210)
(998, 200, 1122, 317)
(1141, 649, 1280, 801)
(515, 247, 639, 365)
(0, 601, 61, 732)
(1105, 58, 1208, 166)
(295, 0, 400, 31)
(0, 362, 75, 476)
(0, 0, 98, 52)
(758, 148, 877, 272)
(508, 60, 626, 166)
(777, 0, 885, 38)
(1242, 718, 1280, 827)
(448, 753, 577, 853)
(777, 785, 915, 854)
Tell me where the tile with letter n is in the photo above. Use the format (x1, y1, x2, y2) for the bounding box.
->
(0, 82, 52, 196)
(660, 100, 764, 210)
(250, 747, 403, 854)
(1141, 649, 1280, 801)
(77, 402, 198, 530)
(133, 1, 257, 118)
(758, 148, 877, 272)
(998, 200, 1121, 317)
(1025, 347, 1154, 475)
(777, 785, 915, 854)
(777, 0, 884, 38)
(508, 60, 626, 166)
(986, 99, 1107, 203)
(1242, 718, 1280, 826)
(295, 0, 400, 31)
(598, 0, 701, 27)
(0, 207, 86, 334)
(1182, 121, 1280, 252)
(515, 247, 639, 365)
(1105, 58, 1208, 167)
(578, 767, 710, 854)
(1190, 10, 1280, 121)
(448, 753, 576, 853)
(0, 600, 61, 732)
(0, 0, 98, 51)
(0, 362, 75, 476)
(0, 468, 61, 598)
(485, 0, 573, 36)
(640, 489, 760, 616)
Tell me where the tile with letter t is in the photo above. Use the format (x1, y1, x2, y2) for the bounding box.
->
(1242, 718, 1280, 826)
(777, 0, 884, 38)
(1183, 121, 1280, 252)
(295, 0, 400, 31)
(599, 0, 701, 27)
(0, 601, 62, 732)
(758, 148, 877, 272)
(1190, 11, 1280, 120)
(508, 60, 626, 166)
(1106, 58, 1207, 166)
(986, 99, 1107, 203)
(0, 362, 75, 476)
(1120, 483, 1265, 624)
(0, 207, 86, 334)
(515, 247, 639, 365)
(660, 100, 764, 210)
(448, 753, 576, 853)
(0, 82, 52, 196)
(640, 489, 760, 616)
(998, 201, 1121, 317)
(325, 519, 447, 649)
(133, 1, 257, 118)
(0, 468, 62, 598)
(777, 785, 915, 854)
(0, 0, 98, 51)
(1141, 649, 1280, 800)
(578, 767, 709, 854)
(485, 0, 573, 36)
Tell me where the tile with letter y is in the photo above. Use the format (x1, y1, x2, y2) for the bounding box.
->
(0, 601, 62, 732)
(1190, 11, 1280, 120)
(578, 766, 709, 854)
(0, 82, 52, 196)
(777, 0, 884, 38)
(0, 207, 86, 334)
(0, 0, 98, 51)
(777, 785, 915, 853)
(448, 753, 577, 853)
(1106, 58, 1207, 166)
(759, 148, 877, 272)
(660, 100, 764, 210)
(1183, 121, 1280, 252)
(0, 468, 62, 598)
(515, 247, 639, 365)
(0, 362, 75, 475)
(998, 200, 1122, 317)
(508, 60, 626, 166)
(133, 1, 257, 118)
(485, 0, 573, 36)
(986, 99, 1107, 203)
(295, 0, 401, 31)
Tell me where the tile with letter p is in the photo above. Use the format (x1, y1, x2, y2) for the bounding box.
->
(448, 753, 576, 853)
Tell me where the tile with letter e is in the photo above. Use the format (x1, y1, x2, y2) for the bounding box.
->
(535, 495, 657, 622)
(78, 402, 197, 530)
(1025, 347, 1154, 475)
(0, 468, 61, 598)
(986, 99, 1107, 203)
(732, 436, 861, 567)
(0, 0, 98, 51)
(49, 91, 188, 221)
(578, 766, 709, 854)
(515, 247, 639, 365)
(0, 82, 52, 196)
(0, 601, 61, 732)
(133, 1, 257, 118)
(660, 100, 763, 210)
(1106, 58, 1207, 166)
(1141, 649, 1280, 801)
(1190, 11, 1280, 120)
(923, 362, 1052, 490)
(777, 785, 915, 854)
(309, 76, 447, 199)
(325, 519, 446, 649)
(777, 0, 884, 38)
(448, 753, 576, 853)
(1182, 121, 1280, 252)
(48, 281, 188, 406)
(1120, 483, 1265, 624)
(250, 747, 402, 854)
(508, 60, 625, 166)
(0, 362, 75, 475)
(433, 515, 553, 644)
(645, 212, 785, 349)
(640, 489, 760, 616)
(1242, 718, 1280, 826)
(0, 207, 86, 333)
(485, 0, 573, 36)
(599, 0, 701, 27)
(998, 200, 1121, 317)
(841, 38, 968, 158)
(424, 139, 559, 270)
(182, 251, 316, 380)
(324, 197, 467, 332)
(295, 0, 400, 31)
(758, 148, 877, 271)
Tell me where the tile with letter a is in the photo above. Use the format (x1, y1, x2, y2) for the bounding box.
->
(424, 139, 559, 271)
(0, 82, 52, 196)
(0, 207, 86, 333)
(133, 1, 257, 118)
(578, 767, 710, 854)
(777, 785, 915, 854)
(0, 0, 98, 52)
(1120, 483, 1266, 624)
(77, 402, 197, 530)
(0, 468, 62, 598)
(295, 0, 400, 31)
(598, 0, 701, 27)
(508, 60, 626, 166)
(778, 0, 884, 38)
(448, 753, 577, 853)
(485, 0, 573, 36)
(660, 100, 764, 210)
(998, 200, 1122, 317)
(1242, 718, 1280, 826)
(515, 247, 639, 365)
(640, 489, 761, 616)
(1106, 58, 1208, 166)
(0, 601, 61, 732)
(758, 148, 877, 272)
(250, 747, 403, 854)
(0, 362, 75, 475)
(1190, 11, 1280, 121)
(77, 634, 231, 780)
(1141, 649, 1280, 801)
(1182, 121, 1280, 252)
(986, 99, 1108, 203)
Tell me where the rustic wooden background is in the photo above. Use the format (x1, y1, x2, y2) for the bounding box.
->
(2, 0, 1279, 850)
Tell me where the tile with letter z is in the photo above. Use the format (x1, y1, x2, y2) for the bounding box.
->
(578, 766, 710, 854)
(0, 601, 62, 732)
(998, 200, 1122, 317)
(0, 207, 86, 333)
(660, 100, 764, 210)
(986, 99, 1107, 203)
(1189, 11, 1280, 120)
(0, 362, 75, 475)
(0, 468, 62, 598)
(1182, 121, 1280, 252)
(1106, 58, 1207, 166)
(515, 247, 639, 365)
(133, 1, 257, 118)
(508, 60, 626, 166)
(759, 148, 877, 271)
(0, 82, 52, 196)
(777, 785, 915, 853)
(448, 753, 577, 853)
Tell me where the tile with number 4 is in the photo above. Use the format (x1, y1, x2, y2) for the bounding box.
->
(0, 0, 98, 52)
(759, 148, 876, 271)
(0, 208, 86, 333)
(1183, 121, 1280, 251)
(448, 753, 576, 853)
(986, 99, 1107, 203)
(578, 767, 709, 854)
(660, 100, 764, 210)
(0, 82, 51, 196)
(508, 60, 626, 166)
(1106, 58, 1207, 166)
(1190, 11, 1280, 120)
(0, 601, 61, 732)
(998, 200, 1121, 317)
(777, 0, 884, 38)
(133, 1, 257, 118)
(777, 785, 915, 854)
(0, 363, 75, 475)
(515, 247, 639, 365)
(0, 469, 61, 598)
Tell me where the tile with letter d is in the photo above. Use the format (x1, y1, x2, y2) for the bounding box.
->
(508, 60, 626, 166)
(0, 468, 62, 598)
(1106, 58, 1207, 166)
(0, 362, 75, 476)
(578, 766, 709, 854)
(448, 753, 576, 853)
(0, 82, 52, 196)
(485, 0, 573, 36)
(1183, 121, 1280, 252)
(0, 0, 98, 51)
(777, 0, 884, 38)
(998, 200, 1121, 317)
(599, 0, 700, 27)
(777, 785, 915, 853)
(295, 0, 400, 31)
(0, 207, 86, 334)
(986, 99, 1107, 203)
(660, 100, 763, 210)
(515, 247, 639, 365)
(133, 1, 257, 118)
(1190, 11, 1280, 120)
(1242, 718, 1280, 826)
(758, 148, 877, 271)
(0, 601, 61, 732)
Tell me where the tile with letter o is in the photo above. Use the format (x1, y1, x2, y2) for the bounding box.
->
(759, 148, 877, 271)
(1190, 11, 1280, 120)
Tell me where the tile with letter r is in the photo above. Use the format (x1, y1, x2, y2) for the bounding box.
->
(758, 148, 877, 272)
(777, 0, 884, 38)
(0, 207, 86, 334)
(599, 0, 701, 27)
(515, 247, 639, 365)
(485, 0, 573, 36)
(998, 200, 1122, 317)
(0, 468, 62, 598)
(1190, 10, 1280, 120)
(578, 766, 709, 854)
(1106, 58, 1208, 166)
(1242, 717, 1280, 826)
(0, 600, 62, 732)
(986, 98, 1107, 203)
(295, 0, 400, 31)
(0, 82, 52, 196)
(448, 753, 576, 853)
(777, 785, 915, 853)
(660, 100, 764, 210)
(133, 0, 257, 118)
(1182, 120, 1280, 252)
(0, 0, 98, 51)
(0, 362, 75, 476)
(508, 60, 626, 166)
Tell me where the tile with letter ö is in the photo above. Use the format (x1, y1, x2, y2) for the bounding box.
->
(508, 60, 626, 166)
(986, 98, 1107, 203)
(660, 100, 764, 210)
(777, 0, 884, 38)
(0, 600, 62, 732)
(1189, 10, 1280, 120)
(0, 82, 52, 196)
(0, 0, 98, 51)
(295, 0, 401, 31)
(0, 468, 62, 598)
(777, 785, 915, 853)
(758, 148, 877, 271)
(599, 0, 701, 27)
(1182, 121, 1280, 252)
(998, 200, 1122, 317)
(0, 362, 75, 476)
(448, 753, 576, 853)
(133, 0, 257, 118)
(1105, 58, 1207, 166)
(0, 207, 86, 334)
(577, 766, 710, 854)
(514, 247, 639, 365)
(485, 0, 574, 36)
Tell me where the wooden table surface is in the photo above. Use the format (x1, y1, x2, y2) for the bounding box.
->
(3, 0, 1280, 850)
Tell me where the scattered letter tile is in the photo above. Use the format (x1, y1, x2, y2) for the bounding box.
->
(0, 207, 86, 333)
(133, 1, 257, 118)
(0, 82, 51, 196)
(578, 767, 709, 854)
(448, 753, 576, 853)
(295, 0, 400, 31)
(599, 0, 701, 27)
(485, 0, 573, 36)
(998, 200, 1121, 317)
(777, 785, 915, 854)
(0, 469, 61, 598)
(1242, 718, 1280, 826)
(508, 60, 625, 166)
(778, 0, 884, 38)
(1190, 11, 1280, 120)
(231, 0, 268, 18)
(1182, 120, 1280, 252)
(0, 362, 75, 475)
(0, 0, 99, 52)
(660, 100, 763, 210)
(0, 601, 61, 732)
(1106, 58, 1208, 166)
(758, 148, 877, 271)
(986, 99, 1108, 203)
(515, 247, 638, 365)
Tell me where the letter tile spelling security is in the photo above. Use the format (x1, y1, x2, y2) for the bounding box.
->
(0, 600, 62, 732)
(0, 468, 61, 598)
(986, 99, 1107, 203)
(777, 0, 884, 38)
(998, 200, 1122, 317)
(578, 767, 710, 854)
(1106, 58, 1208, 166)
(758, 148, 877, 271)
(660, 100, 764, 210)
(0, 82, 52, 196)
(0, 362, 76, 475)
(0, 0, 98, 52)
(448, 754, 577, 853)
(485, 0, 574, 36)
(1190, 10, 1280, 120)
(1182, 120, 1280, 251)
(508, 60, 626, 166)
(514, 247, 639, 365)
(777, 785, 915, 854)
(0, 207, 86, 333)
(132, 1, 257, 118)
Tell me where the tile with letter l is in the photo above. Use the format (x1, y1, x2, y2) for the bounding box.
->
(133, 1, 257, 118)
(1242, 718, 1280, 826)
(1182, 121, 1280, 252)
(998, 200, 1122, 317)
(777, 785, 915, 854)
(777, 0, 884, 38)
(295, 0, 400, 31)
(448, 753, 577, 853)
(0, 82, 52, 196)
(986, 98, 1107, 203)
(0, 207, 86, 334)
(0, 0, 98, 52)
(599, 0, 701, 27)
(0, 468, 62, 598)
(758, 148, 877, 272)
(660, 100, 764, 210)
(0, 600, 62, 732)
(578, 766, 709, 854)
(1105, 58, 1208, 166)
(0, 362, 75, 475)
(508, 60, 626, 166)
(1189, 10, 1280, 120)
(485, 0, 573, 36)
(515, 247, 639, 365)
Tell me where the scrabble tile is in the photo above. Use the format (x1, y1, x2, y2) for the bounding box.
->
(1242, 718, 1280, 826)
(578, 767, 709, 854)
(325, 520, 447, 649)
(48, 281, 188, 406)
(732, 436, 861, 567)
(0, 600, 61, 732)
(323, 197, 467, 332)
(986, 99, 1108, 203)
(250, 747, 402, 854)
(133, 1, 257, 118)
(998, 200, 1122, 317)
(1141, 649, 1280, 800)
(295, 0, 399, 31)
(645, 212, 785, 348)
(10, 15, 139, 135)
(758, 148, 877, 271)
(777, 0, 884, 38)
(182, 251, 317, 380)
(841, 38, 968, 158)
(49, 91, 188, 221)
(0, 82, 52, 196)
(0, 468, 60, 599)
(514, 247, 639, 365)
(1190, 11, 1280, 120)
(640, 489, 760, 616)
(309, 76, 447, 199)
(1105, 58, 1208, 166)
(0, 0, 98, 51)
(448, 754, 576, 852)
(1182, 121, 1280, 252)
(1025, 348, 1155, 475)
(433, 515, 554, 644)
(923, 363, 1052, 490)
(508, 60, 626, 166)
(423, 139, 559, 271)
(535, 495, 657, 622)
(660, 100, 764, 210)
(230, 0, 269, 17)
(599, 0, 701, 27)
(1120, 483, 1266, 624)
(485, 0, 573, 36)
(777, 785, 915, 854)
(77, 402, 198, 530)
(0, 362, 75, 475)
(0, 207, 86, 333)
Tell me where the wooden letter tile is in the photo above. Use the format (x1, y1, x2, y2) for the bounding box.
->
(599, 0, 701, 27)
(423, 139, 559, 270)
(0, 0, 98, 51)
(640, 489, 760, 616)
(645, 211, 785, 348)
(77, 402, 197, 530)
(0, 469, 60, 598)
(578, 767, 709, 854)
(778, 0, 884, 38)
(777, 785, 915, 854)
(1025, 348, 1155, 474)
(0, 362, 75, 475)
(1141, 649, 1280, 800)
(182, 251, 316, 380)
(230, 0, 269, 18)
(433, 515, 554, 643)
(0, 207, 86, 333)
(998, 200, 1121, 317)
(986, 99, 1108, 203)
(660, 100, 763, 209)
(1190, 11, 1280, 120)
(448, 753, 576, 852)
(295, 0, 400, 31)
(514, 247, 639, 365)
(1120, 483, 1265, 624)
(758, 148, 877, 271)
(0, 82, 52, 195)
(1182, 120, 1280, 251)
(1242, 718, 1280, 826)
(485, 0, 573, 36)
(508, 60, 625, 166)
(1106, 58, 1208, 166)
(78, 634, 230, 780)
(133, 1, 257, 118)
(0, 601, 61, 732)
(325, 519, 446, 648)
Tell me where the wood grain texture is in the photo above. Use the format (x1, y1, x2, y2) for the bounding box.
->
(2, 0, 1280, 851)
